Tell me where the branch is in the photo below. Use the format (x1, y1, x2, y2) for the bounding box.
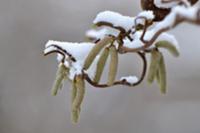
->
(83, 52, 147, 88)
(120, 5, 200, 53)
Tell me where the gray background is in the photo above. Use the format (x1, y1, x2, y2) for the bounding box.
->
(0, 0, 200, 133)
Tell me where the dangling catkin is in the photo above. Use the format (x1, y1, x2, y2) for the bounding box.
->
(94, 48, 109, 83)
(107, 46, 118, 86)
(84, 36, 113, 70)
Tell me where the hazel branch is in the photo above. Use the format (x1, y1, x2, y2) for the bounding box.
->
(120, 5, 200, 53)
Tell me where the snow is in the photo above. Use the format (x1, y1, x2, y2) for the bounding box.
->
(123, 38, 145, 49)
(137, 11, 155, 20)
(154, 0, 192, 8)
(93, 11, 135, 31)
(45, 40, 99, 80)
(122, 30, 179, 53)
(86, 27, 120, 39)
(155, 33, 180, 51)
(172, 5, 198, 19)
(135, 11, 155, 26)
(142, 30, 180, 51)
(153, 6, 199, 33)
(154, 0, 180, 8)
(45, 5, 200, 81)
(120, 76, 139, 84)
(123, 31, 144, 49)
(45, 40, 94, 61)
(93, 11, 155, 32)
(44, 46, 57, 55)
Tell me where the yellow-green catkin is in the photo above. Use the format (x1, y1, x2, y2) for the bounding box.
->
(71, 108, 80, 124)
(84, 36, 113, 70)
(94, 48, 109, 83)
(158, 53, 167, 94)
(147, 50, 162, 84)
(107, 46, 118, 86)
(51, 63, 68, 96)
(71, 75, 85, 124)
(71, 79, 78, 123)
(156, 69, 160, 84)
(155, 41, 180, 57)
(71, 80, 77, 103)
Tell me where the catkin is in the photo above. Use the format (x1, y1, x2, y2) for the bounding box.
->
(51, 64, 68, 96)
(71, 108, 80, 124)
(71, 80, 78, 123)
(155, 41, 180, 57)
(71, 75, 85, 123)
(107, 46, 118, 86)
(94, 48, 109, 83)
(71, 80, 77, 105)
(156, 69, 160, 84)
(147, 50, 162, 84)
(158, 53, 167, 94)
(84, 36, 113, 70)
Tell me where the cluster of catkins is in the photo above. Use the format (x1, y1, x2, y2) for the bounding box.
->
(44, 0, 199, 123)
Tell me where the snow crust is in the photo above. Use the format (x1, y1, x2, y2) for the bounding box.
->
(154, 0, 191, 8)
(153, 6, 199, 33)
(45, 40, 98, 80)
(154, 0, 180, 8)
(45, 5, 200, 81)
(93, 11, 154, 31)
(120, 76, 139, 84)
(138, 10, 155, 20)
(86, 28, 120, 39)
(93, 11, 135, 31)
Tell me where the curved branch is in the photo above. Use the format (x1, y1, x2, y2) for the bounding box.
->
(46, 44, 77, 62)
(44, 50, 66, 63)
(119, 6, 200, 53)
(95, 21, 127, 33)
(83, 52, 147, 88)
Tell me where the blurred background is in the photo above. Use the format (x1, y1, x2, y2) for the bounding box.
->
(0, 0, 200, 133)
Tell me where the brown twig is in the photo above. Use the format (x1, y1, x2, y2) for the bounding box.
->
(46, 44, 77, 62)
(83, 52, 147, 88)
(119, 7, 200, 53)
(44, 50, 66, 63)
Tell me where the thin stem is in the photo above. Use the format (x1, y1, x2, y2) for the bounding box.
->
(83, 52, 147, 88)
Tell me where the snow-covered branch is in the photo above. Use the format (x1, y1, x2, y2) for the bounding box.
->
(43, 0, 200, 123)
